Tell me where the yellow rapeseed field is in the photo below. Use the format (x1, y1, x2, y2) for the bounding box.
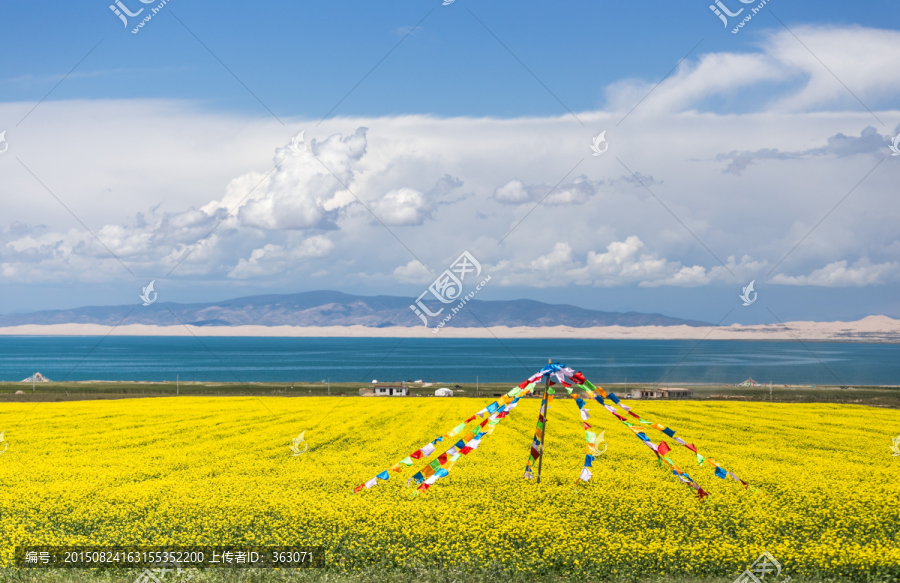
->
(0, 395, 898, 580)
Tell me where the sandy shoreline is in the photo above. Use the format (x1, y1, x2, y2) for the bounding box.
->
(0, 315, 898, 342)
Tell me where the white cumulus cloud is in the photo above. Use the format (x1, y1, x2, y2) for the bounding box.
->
(771, 259, 900, 287)
(228, 236, 335, 279)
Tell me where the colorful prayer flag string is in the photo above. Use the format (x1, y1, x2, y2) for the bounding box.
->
(355, 363, 748, 500)
(354, 382, 537, 493)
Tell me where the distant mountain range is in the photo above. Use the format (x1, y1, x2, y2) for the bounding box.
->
(0, 291, 710, 328)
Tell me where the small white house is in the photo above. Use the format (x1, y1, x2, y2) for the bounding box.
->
(373, 385, 408, 397)
(630, 388, 693, 399)
(434, 388, 453, 397)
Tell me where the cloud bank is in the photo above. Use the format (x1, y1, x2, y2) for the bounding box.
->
(1, 24, 899, 303)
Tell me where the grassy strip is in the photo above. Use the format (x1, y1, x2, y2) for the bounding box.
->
(1, 381, 898, 407)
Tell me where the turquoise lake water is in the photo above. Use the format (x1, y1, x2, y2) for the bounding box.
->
(0, 337, 897, 385)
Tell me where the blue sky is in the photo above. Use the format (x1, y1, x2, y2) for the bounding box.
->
(4, 1, 899, 119)
(1, 1, 900, 325)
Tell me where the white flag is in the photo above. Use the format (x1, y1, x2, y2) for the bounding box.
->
(579, 467, 592, 482)
(365, 477, 377, 489)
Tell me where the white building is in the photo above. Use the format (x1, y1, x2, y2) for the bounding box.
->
(434, 388, 453, 397)
(373, 385, 408, 397)
(630, 388, 693, 399)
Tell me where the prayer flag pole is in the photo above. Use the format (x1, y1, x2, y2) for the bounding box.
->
(536, 359, 552, 484)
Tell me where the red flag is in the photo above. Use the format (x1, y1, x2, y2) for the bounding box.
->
(684, 443, 698, 453)
(465, 416, 476, 423)
(583, 422, 591, 429)
(518, 380, 529, 388)
(696, 488, 709, 501)
(547, 381, 556, 386)
(480, 419, 490, 427)
(410, 450, 423, 460)
(460, 446, 473, 455)
(438, 453, 448, 465)
(560, 381, 572, 387)
(353, 484, 364, 494)
(628, 411, 641, 419)
(572, 372, 586, 385)
(658, 441, 671, 457)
